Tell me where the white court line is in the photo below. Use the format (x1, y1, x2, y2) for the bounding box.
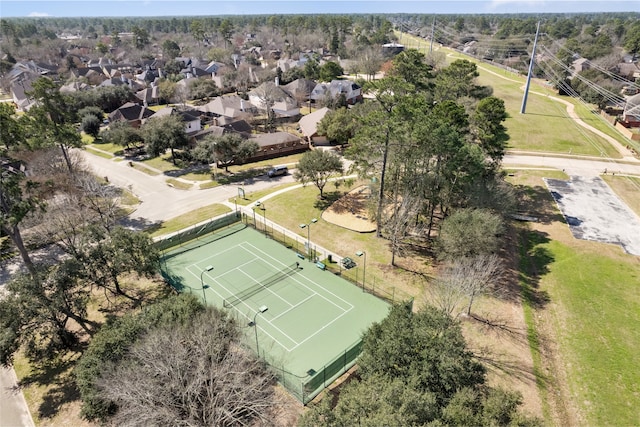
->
(272, 292, 317, 321)
(241, 242, 354, 311)
(188, 241, 251, 269)
(290, 302, 351, 351)
(236, 268, 294, 308)
(184, 240, 358, 353)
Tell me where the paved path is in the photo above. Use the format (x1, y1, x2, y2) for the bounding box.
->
(0, 366, 34, 427)
(4, 61, 640, 426)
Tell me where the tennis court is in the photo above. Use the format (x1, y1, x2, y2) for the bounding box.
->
(160, 222, 390, 403)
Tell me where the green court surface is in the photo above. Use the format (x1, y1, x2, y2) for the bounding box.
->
(160, 223, 390, 403)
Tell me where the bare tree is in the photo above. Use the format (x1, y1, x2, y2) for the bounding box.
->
(429, 254, 504, 318)
(96, 308, 280, 427)
(384, 191, 422, 266)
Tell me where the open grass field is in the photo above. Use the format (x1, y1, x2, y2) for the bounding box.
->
(395, 31, 628, 158)
(507, 169, 640, 426)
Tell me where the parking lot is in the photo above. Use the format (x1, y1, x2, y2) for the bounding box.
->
(545, 176, 640, 256)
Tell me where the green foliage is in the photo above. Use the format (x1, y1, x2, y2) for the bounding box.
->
(161, 39, 180, 59)
(79, 226, 160, 297)
(316, 107, 356, 145)
(76, 294, 205, 421)
(0, 262, 91, 366)
(81, 114, 101, 138)
(319, 61, 344, 82)
(437, 208, 504, 260)
(293, 149, 343, 198)
(141, 114, 188, 163)
(188, 78, 220, 101)
(434, 59, 480, 102)
(624, 22, 640, 54)
(101, 120, 141, 148)
(302, 304, 538, 426)
(389, 49, 433, 91)
(359, 305, 485, 399)
(193, 133, 257, 172)
(303, 56, 320, 80)
(66, 85, 135, 113)
(471, 96, 509, 166)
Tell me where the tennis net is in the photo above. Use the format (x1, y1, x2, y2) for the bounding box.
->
(223, 263, 299, 308)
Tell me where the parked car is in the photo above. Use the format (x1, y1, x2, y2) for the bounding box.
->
(267, 165, 288, 178)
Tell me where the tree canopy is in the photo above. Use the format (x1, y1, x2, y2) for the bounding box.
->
(294, 149, 343, 198)
(301, 304, 540, 426)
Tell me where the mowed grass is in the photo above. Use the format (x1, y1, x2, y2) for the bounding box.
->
(253, 183, 427, 304)
(536, 239, 640, 425)
(147, 203, 232, 238)
(510, 170, 640, 426)
(440, 48, 622, 158)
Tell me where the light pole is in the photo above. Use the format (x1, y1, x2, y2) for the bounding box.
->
(199, 265, 214, 304)
(248, 305, 268, 355)
(356, 251, 366, 291)
(299, 218, 317, 261)
(255, 201, 267, 236)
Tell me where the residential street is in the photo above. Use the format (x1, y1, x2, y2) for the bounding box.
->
(2, 99, 640, 427)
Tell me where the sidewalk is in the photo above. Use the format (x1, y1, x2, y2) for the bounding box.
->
(0, 366, 34, 427)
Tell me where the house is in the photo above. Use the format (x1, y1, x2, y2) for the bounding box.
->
(191, 119, 253, 144)
(59, 80, 91, 93)
(203, 60, 225, 75)
(150, 106, 202, 135)
(247, 132, 308, 163)
(572, 58, 590, 75)
(200, 95, 256, 124)
(180, 63, 210, 79)
(248, 81, 300, 118)
(282, 78, 317, 105)
(622, 92, 640, 124)
(616, 62, 640, 81)
(298, 107, 330, 145)
(382, 42, 405, 56)
(136, 86, 160, 106)
(9, 77, 36, 111)
(310, 80, 362, 105)
(108, 102, 155, 128)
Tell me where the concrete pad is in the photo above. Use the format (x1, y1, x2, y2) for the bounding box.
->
(544, 176, 640, 256)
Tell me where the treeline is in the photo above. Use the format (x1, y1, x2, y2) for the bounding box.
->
(0, 14, 392, 44)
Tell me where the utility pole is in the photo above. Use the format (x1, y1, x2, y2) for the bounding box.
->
(429, 18, 436, 54)
(521, 20, 540, 114)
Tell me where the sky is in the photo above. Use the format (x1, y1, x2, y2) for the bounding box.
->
(0, 0, 637, 18)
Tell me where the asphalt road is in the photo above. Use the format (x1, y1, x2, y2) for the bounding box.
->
(79, 151, 297, 226)
(1, 139, 638, 427)
(503, 153, 640, 178)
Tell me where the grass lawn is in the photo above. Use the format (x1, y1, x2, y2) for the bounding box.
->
(508, 169, 640, 426)
(422, 45, 625, 159)
(83, 146, 113, 159)
(165, 178, 192, 190)
(141, 153, 181, 173)
(251, 183, 426, 303)
(147, 203, 232, 238)
(87, 142, 125, 156)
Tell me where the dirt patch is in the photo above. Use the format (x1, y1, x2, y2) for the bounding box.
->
(322, 185, 376, 232)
